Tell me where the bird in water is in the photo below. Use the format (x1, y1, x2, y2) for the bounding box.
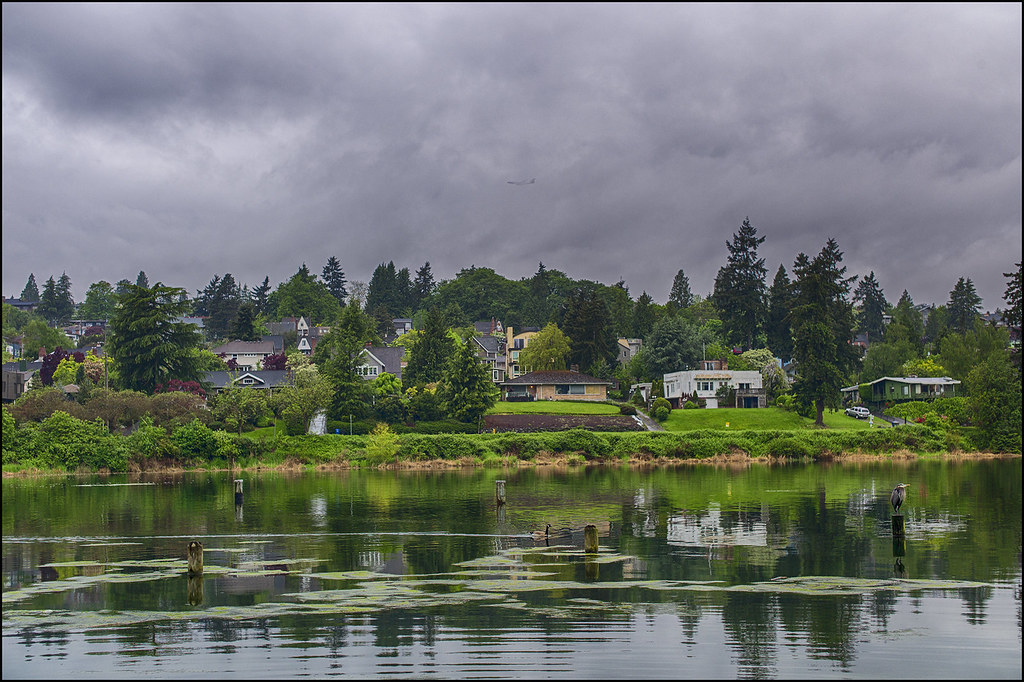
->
(532, 524, 551, 540)
(890, 483, 910, 513)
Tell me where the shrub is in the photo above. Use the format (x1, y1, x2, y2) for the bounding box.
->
(173, 419, 218, 460)
(618, 404, 637, 416)
(121, 416, 173, 461)
(550, 428, 610, 459)
(365, 423, 400, 466)
(653, 406, 670, 421)
(766, 436, 813, 459)
(683, 400, 699, 409)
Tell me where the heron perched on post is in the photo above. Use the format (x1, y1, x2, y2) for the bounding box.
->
(890, 483, 910, 513)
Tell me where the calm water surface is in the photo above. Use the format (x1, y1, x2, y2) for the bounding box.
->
(3, 458, 1021, 679)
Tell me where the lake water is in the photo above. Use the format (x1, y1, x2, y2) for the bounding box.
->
(3, 458, 1021, 679)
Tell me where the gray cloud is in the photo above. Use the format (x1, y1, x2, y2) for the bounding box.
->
(3, 3, 1020, 310)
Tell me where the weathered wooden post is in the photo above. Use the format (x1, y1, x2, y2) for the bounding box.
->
(891, 514, 905, 538)
(187, 575, 204, 605)
(495, 480, 506, 506)
(584, 524, 599, 553)
(234, 478, 244, 506)
(187, 540, 203, 576)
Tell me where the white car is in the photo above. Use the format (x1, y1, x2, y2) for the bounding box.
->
(845, 406, 871, 419)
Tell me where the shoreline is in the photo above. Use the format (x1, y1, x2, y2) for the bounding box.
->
(3, 450, 1018, 478)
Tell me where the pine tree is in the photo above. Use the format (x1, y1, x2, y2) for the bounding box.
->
(55, 272, 75, 324)
(136, 271, 149, 288)
(562, 283, 616, 373)
(668, 269, 693, 311)
(1003, 262, 1022, 334)
(37, 276, 59, 325)
(765, 264, 794, 361)
(711, 217, 768, 350)
(231, 301, 260, 341)
(252, 276, 272, 316)
(632, 291, 657, 339)
(403, 307, 456, 388)
(107, 282, 204, 393)
(413, 262, 436, 309)
(439, 337, 498, 424)
(948, 277, 983, 334)
(790, 239, 858, 426)
(20, 274, 39, 302)
(321, 256, 348, 305)
(853, 271, 888, 342)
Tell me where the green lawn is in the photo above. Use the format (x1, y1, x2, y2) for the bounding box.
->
(486, 400, 621, 415)
(660, 406, 877, 432)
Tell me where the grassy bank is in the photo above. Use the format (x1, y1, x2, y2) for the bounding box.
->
(661, 407, 874, 431)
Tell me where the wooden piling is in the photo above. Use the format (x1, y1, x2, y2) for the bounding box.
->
(187, 540, 203, 576)
(187, 574, 204, 605)
(584, 524, 599, 553)
(495, 480, 506, 506)
(234, 478, 244, 506)
(891, 514, 905, 538)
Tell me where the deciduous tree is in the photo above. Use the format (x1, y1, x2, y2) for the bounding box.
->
(517, 323, 571, 373)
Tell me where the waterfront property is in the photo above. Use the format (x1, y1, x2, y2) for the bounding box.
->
(842, 376, 961, 404)
(663, 368, 766, 409)
(499, 369, 612, 401)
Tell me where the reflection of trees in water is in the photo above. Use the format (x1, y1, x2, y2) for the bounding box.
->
(722, 592, 778, 678)
(868, 589, 898, 630)
(959, 586, 992, 625)
(777, 594, 862, 669)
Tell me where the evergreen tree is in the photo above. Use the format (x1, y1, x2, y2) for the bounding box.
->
(853, 271, 888, 342)
(114, 279, 133, 298)
(136, 270, 149, 288)
(668, 269, 693, 311)
(313, 300, 378, 419)
(632, 291, 657, 339)
(366, 261, 401, 321)
(711, 217, 768, 350)
(886, 290, 925, 355)
(37, 276, 59, 325)
(642, 314, 712, 377)
(230, 301, 260, 341)
(20, 274, 39, 302)
(397, 267, 415, 314)
(403, 307, 456, 388)
(207, 273, 242, 339)
(1003, 261, 1022, 334)
(413, 262, 436, 309)
(321, 256, 348, 305)
(790, 239, 858, 426)
(51, 272, 75, 324)
(270, 264, 341, 324)
(193, 275, 221, 317)
(252, 276, 272, 316)
(765, 264, 794, 361)
(439, 338, 499, 424)
(107, 283, 204, 393)
(948, 276, 983, 334)
(562, 283, 617, 373)
(923, 304, 950, 348)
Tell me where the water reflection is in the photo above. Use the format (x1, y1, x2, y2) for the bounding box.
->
(2, 458, 1021, 679)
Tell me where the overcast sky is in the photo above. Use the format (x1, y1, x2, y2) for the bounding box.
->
(3, 3, 1021, 311)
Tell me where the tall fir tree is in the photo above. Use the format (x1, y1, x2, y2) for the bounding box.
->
(37, 276, 59, 325)
(562, 283, 617, 373)
(439, 337, 499, 424)
(711, 217, 768, 350)
(252, 276, 272, 316)
(136, 270, 149, 288)
(230, 300, 261, 342)
(1003, 262, 1022, 335)
(632, 291, 657, 339)
(853, 271, 888, 342)
(20, 274, 39, 302)
(413, 262, 436, 310)
(790, 239, 858, 426)
(402, 307, 456, 388)
(668, 269, 693, 311)
(765, 264, 794, 361)
(321, 256, 348, 305)
(948, 276, 982, 334)
(55, 272, 75, 324)
(312, 299, 378, 419)
(107, 283, 204, 393)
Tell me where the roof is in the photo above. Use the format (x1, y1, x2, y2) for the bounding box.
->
(204, 370, 294, 390)
(361, 346, 405, 377)
(841, 376, 962, 391)
(501, 370, 611, 386)
(472, 335, 504, 354)
(213, 340, 276, 355)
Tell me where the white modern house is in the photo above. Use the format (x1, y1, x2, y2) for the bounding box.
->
(663, 369, 765, 409)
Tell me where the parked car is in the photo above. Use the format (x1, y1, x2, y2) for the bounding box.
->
(845, 406, 871, 419)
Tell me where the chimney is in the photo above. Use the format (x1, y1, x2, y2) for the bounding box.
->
(570, 364, 579, 373)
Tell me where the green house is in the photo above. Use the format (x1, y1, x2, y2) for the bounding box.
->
(842, 376, 961, 404)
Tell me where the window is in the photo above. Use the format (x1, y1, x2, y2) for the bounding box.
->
(357, 365, 378, 377)
(555, 384, 585, 395)
(242, 378, 255, 385)
(738, 383, 750, 390)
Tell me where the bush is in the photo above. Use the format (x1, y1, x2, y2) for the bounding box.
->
(619, 404, 637, 416)
(683, 400, 699, 409)
(173, 419, 218, 460)
(653, 406, 670, 421)
(364, 423, 401, 466)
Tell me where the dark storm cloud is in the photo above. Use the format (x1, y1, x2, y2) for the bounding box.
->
(3, 3, 1020, 310)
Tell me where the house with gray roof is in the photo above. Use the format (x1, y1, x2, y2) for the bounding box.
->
(841, 376, 961, 404)
(211, 340, 276, 370)
(204, 370, 294, 393)
(499, 369, 611, 401)
(471, 335, 506, 383)
(358, 346, 405, 381)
